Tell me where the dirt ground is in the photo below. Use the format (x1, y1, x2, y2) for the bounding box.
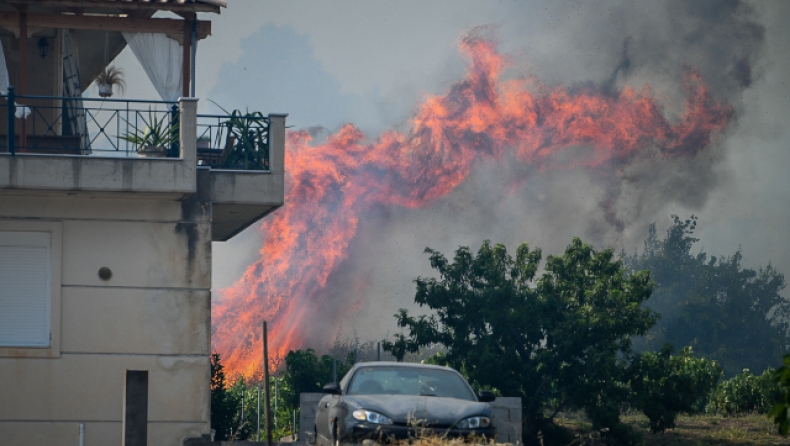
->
(558, 412, 789, 445)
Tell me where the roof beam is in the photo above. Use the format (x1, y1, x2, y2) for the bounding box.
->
(0, 11, 211, 40)
(4, 0, 220, 14)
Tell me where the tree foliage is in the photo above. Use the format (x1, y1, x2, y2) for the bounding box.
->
(770, 354, 790, 436)
(628, 345, 722, 432)
(210, 353, 239, 441)
(624, 215, 789, 376)
(281, 349, 354, 411)
(383, 238, 658, 445)
(706, 367, 778, 415)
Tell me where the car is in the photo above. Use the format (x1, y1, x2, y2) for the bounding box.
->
(313, 361, 496, 445)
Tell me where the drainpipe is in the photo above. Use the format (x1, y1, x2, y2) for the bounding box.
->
(79, 423, 84, 446)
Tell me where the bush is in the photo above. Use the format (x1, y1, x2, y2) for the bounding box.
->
(628, 345, 722, 433)
(706, 368, 779, 415)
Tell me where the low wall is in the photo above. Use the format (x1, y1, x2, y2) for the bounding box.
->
(299, 393, 521, 444)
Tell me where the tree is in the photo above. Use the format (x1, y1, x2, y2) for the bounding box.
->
(624, 215, 789, 376)
(770, 354, 790, 436)
(628, 345, 722, 432)
(210, 353, 239, 441)
(281, 349, 353, 412)
(384, 238, 658, 445)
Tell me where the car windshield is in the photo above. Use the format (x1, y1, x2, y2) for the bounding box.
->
(346, 366, 476, 401)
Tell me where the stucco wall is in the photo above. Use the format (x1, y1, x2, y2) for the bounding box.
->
(0, 182, 213, 445)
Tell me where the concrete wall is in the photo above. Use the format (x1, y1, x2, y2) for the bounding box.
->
(299, 393, 521, 445)
(0, 176, 213, 445)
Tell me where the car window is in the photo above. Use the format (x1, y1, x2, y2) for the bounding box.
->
(346, 366, 476, 401)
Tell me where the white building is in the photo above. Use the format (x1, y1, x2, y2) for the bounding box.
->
(0, 1, 285, 444)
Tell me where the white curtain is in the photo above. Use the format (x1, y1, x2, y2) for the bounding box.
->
(0, 39, 9, 93)
(122, 32, 183, 102)
(0, 40, 30, 119)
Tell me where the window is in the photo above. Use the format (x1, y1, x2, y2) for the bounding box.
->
(0, 222, 61, 357)
(0, 232, 51, 346)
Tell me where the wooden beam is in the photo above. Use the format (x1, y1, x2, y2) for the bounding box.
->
(0, 12, 211, 40)
(6, 0, 220, 14)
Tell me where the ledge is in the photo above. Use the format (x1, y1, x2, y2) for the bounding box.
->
(0, 153, 197, 197)
(207, 168, 284, 241)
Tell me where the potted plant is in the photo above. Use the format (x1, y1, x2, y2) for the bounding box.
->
(120, 110, 179, 157)
(96, 66, 125, 98)
(211, 102, 269, 170)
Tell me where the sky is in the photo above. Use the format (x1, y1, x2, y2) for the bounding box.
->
(107, 0, 790, 346)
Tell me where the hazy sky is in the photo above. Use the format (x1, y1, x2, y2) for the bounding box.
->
(107, 0, 790, 342)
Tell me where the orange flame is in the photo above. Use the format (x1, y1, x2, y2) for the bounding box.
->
(212, 30, 732, 377)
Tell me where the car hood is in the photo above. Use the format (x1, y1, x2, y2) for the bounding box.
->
(344, 394, 490, 426)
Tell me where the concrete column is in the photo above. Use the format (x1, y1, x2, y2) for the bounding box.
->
(179, 98, 198, 165)
(268, 114, 288, 174)
(122, 370, 149, 446)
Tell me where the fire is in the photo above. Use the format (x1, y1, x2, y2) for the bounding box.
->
(212, 30, 732, 377)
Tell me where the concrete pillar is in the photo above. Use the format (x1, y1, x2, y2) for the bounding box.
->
(122, 370, 149, 446)
(267, 114, 288, 174)
(179, 97, 198, 165)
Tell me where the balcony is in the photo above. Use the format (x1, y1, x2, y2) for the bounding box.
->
(0, 89, 286, 241)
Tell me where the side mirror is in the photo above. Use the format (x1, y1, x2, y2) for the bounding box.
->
(477, 390, 496, 402)
(322, 383, 341, 395)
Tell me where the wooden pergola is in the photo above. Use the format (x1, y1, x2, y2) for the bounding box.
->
(0, 0, 224, 98)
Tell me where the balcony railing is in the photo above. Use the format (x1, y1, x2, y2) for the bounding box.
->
(0, 87, 270, 171)
(196, 112, 270, 170)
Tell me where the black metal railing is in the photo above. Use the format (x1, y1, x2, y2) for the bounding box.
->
(1, 87, 180, 158)
(1, 87, 271, 171)
(196, 112, 270, 171)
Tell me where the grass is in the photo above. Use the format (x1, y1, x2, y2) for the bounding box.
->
(558, 412, 788, 445)
(372, 413, 787, 446)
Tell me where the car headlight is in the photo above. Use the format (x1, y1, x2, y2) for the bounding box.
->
(456, 416, 491, 429)
(352, 409, 393, 425)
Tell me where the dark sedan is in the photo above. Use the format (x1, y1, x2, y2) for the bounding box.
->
(314, 361, 496, 445)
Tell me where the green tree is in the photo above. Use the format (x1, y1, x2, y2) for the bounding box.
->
(624, 215, 789, 376)
(628, 345, 722, 432)
(770, 354, 790, 436)
(281, 349, 353, 412)
(210, 353, 239, 441)
(384, 238, 658, 445)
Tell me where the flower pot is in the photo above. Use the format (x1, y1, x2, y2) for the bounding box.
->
(137, 145, 169, 157)
(98, 83, 113, 98)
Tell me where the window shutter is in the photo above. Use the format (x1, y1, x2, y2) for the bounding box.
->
(0, 232, 51, 347)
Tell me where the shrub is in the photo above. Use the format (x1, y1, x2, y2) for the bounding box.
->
(706, 368, 779, 415)
(628, 345, 722, 432)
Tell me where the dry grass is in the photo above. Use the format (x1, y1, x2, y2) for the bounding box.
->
(560, 412, 788, 445)
(378, 414, 788, 446)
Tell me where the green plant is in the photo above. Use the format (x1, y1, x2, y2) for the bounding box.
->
(769, 354, 790, 436)
(119, 110, 179, 152)
(210, 101, 269, 170)
(383, 238, 658, 445)
(706, 368, 778, 415)
(211, 353, 239, 441)
(96, 65, 126, 93)
(628, 345, 723, 433)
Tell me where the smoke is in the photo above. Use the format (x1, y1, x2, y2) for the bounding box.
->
(205, 0, 789, 379)
(315, 0, 768, 344)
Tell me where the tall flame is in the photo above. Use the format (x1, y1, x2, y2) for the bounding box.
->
(212, 30, 732, 377)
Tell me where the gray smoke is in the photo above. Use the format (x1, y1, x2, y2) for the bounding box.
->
(314, 0, 781, 346)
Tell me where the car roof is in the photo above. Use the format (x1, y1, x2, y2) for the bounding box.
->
(350, 361, 456, 371)
(339, 361, 464, 390)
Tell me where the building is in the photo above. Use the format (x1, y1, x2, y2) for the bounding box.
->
(0, 1, 286, 444)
